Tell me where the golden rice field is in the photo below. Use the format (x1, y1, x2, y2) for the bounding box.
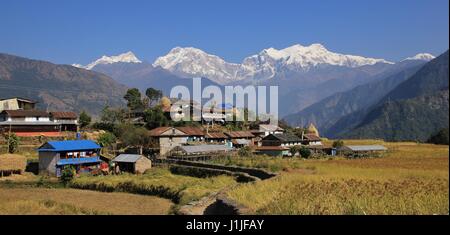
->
(70, 168, 237, 205)
(0, 187, 173, 215)
(225, 140, 449, 215)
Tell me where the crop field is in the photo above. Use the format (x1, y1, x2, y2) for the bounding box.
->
(0, 187, 173, 215)
(224, 140, 449, 215)
(70, 168, 237, 205)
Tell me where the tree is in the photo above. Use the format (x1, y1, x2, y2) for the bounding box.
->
(427, 128, 449, 145)
(78, 111, 91, 129)
(144, 106, 170, 129)
(124, 88, 144, 111)
(299, 146, 311, 159)
(118, 125, 152, 148)
(97, 131, 117, 147)
(5, 133, 19, 154)
(332, 139, 345, 148)
(145, 88, 163, 107)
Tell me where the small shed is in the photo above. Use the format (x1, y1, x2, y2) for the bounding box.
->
(337, 145, 388, 157)
(112, 154, 151, 174)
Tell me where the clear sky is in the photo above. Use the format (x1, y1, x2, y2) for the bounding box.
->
(0, 0, 448, 65)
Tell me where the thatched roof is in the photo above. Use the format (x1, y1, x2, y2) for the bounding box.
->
(0, 154, 27, 171)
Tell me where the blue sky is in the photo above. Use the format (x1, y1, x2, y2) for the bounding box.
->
(0, 0, 448, 65)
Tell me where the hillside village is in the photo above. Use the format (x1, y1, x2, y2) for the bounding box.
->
(0, 87, 392, 180)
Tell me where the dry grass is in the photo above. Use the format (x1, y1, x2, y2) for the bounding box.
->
(0, 154, 27, 172)
(70, 168, 237, 205)
(0, 187, 173, 215)
(226, 140, 449, 215)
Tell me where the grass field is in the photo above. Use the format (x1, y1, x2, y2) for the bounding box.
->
(0, 187, 173, 215)
(70, 168, 237, 205)
(225, 140, 449, 215)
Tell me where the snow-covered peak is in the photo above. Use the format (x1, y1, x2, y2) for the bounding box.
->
(153, 47, 241, 84)
(253, 43, 393, 68)
(73, 51, 142, 70)
(402, 53, 435, 62)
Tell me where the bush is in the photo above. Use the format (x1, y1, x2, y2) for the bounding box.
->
(238, 146, 252, 157)
(289, 146, 300, 156)
(60, 165, 75, 186)
(78, 111, 92, 129)
(427, 128, 449, 145)
(5, 133, 19, 154)
(299, 146, 311, 159)
(332, 139, 345, 148)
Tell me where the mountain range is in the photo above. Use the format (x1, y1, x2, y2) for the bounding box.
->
(73, 44, 435, 115)
(286, 50, 449, 141)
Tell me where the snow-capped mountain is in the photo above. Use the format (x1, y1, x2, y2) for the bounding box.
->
(153, 43, 395, 84)
(402, 53, 435, 62)
(153, 47, 242, 84)
(73, 51, 142, 70)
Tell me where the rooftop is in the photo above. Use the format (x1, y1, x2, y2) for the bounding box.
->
(38, 140, 101, 152)
(113, 154, 145, 163)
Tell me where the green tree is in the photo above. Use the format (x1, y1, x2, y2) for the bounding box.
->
(145, 88, 163, 107)
(144, 106, 169, 129)
(427, 128, 449, 145)
(5, 133, 19, 154)
(97, 131, 117, 147)
(124, 88, 144, 111)
(299, 146, 311, 159)
(332, 139, 345, 148)
(78, 111, 92, 129)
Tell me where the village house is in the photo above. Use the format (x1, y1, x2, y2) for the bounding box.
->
(225, 131, 255, 148)
(259, 124, 285, 137)
(37, 140, 102, 177)
(0, 110, 78, 136)
(205, 132, 229, 144)
(253, 146, 290, 157)
(261, 133, 303, 147)
(112, 154, 152, 174)
(0, 97, 37, 112)
(301, 133, 323, 146)
(149, 126, 205, 156)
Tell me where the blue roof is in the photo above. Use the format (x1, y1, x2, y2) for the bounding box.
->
(38, 140, 101, 152)
(57, 157, 101, 166)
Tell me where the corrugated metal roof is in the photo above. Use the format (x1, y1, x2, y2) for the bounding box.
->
(205, 132, 228, 139)
(176, 126, 204, 136)
(1, 110, 50, 117)
(38, 140, 101, 152)
(268, 133, 302, 142)
(50, 111, 77, 119)
(225, 131, 254, 138)
(259, 124, 284, 132)
(113, 154, 143, 163)
(343, 145, 387, 152)
(303, 134, 321, 141)
(232, 139, 250, 145)
(177, 145, 230, 154)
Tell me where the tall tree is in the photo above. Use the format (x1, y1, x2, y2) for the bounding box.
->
(145, 88, 163, 107)
(78, 111, 92, 129)
(124, 88, 144, 111)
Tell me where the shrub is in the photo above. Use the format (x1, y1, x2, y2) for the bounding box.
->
(60, 166, 75, 186)
(97, 131, 117, 147)
(238, 146, 252, 157)
(5, 133, 19, 154)
(427, 128, 449, 145)
(299, 146, 311, 159)
(332, 139, 345, 148)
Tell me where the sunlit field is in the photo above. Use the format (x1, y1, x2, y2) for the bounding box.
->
(70, 168, 237, 205)
(225, 140, 449, 215)
(0, 187, 173, 215)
